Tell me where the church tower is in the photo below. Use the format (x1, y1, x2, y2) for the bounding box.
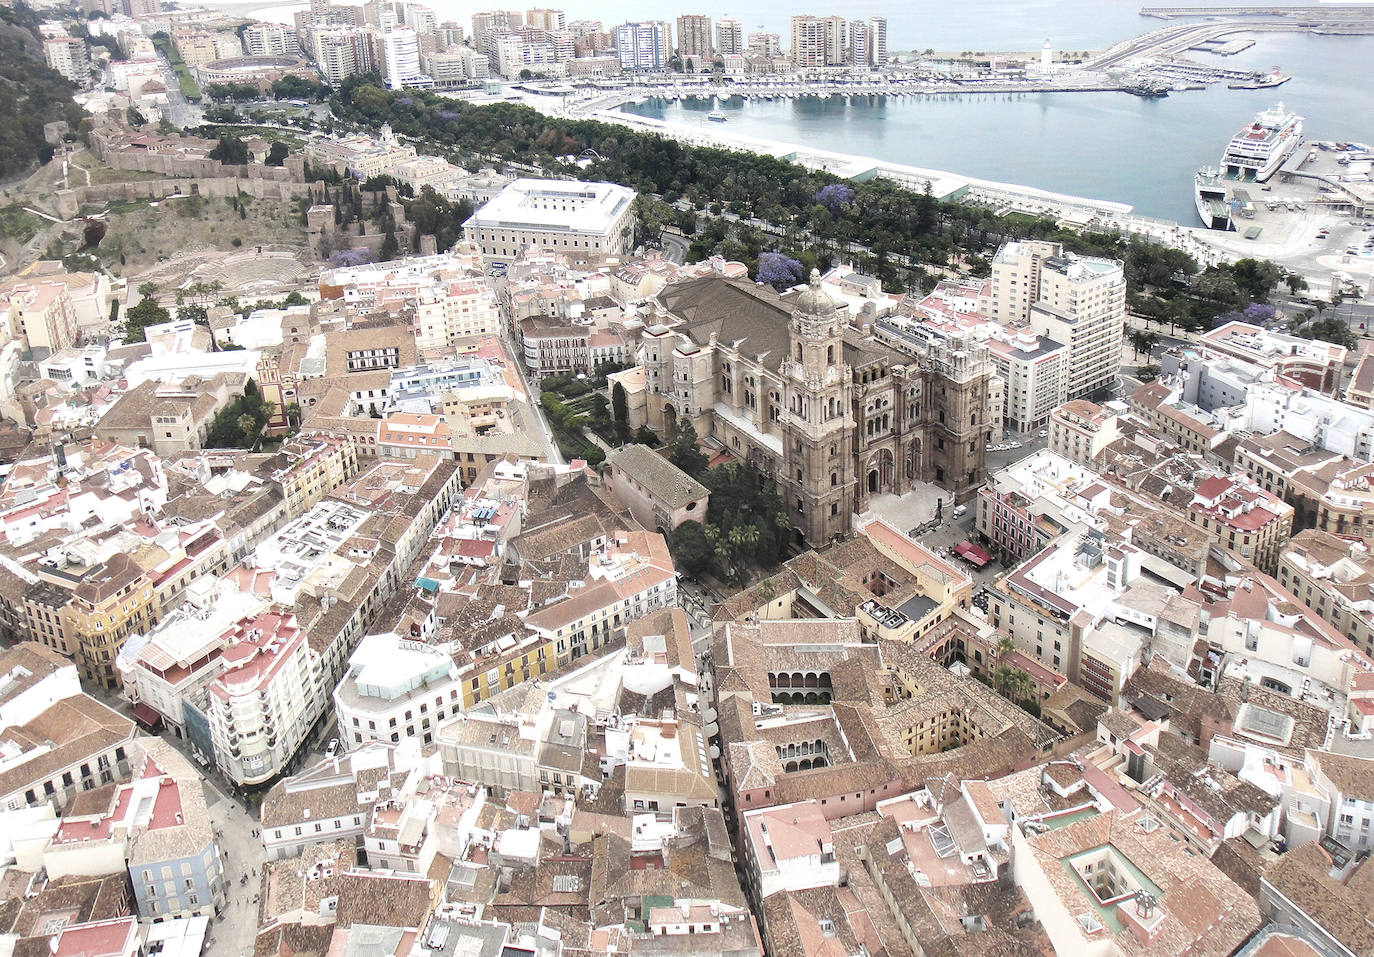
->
(781, 270, 855, 545)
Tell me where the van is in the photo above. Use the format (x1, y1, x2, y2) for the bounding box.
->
(952, 504, 968, 519)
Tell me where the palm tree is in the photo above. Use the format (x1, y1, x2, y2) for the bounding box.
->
(1005, 668, 1036, 707)
(757, 578, 776, 603)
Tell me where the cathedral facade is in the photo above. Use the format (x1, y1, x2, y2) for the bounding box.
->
(639, 273, 994, 545)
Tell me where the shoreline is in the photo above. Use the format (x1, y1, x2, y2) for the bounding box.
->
(506, 88, 1229, 262)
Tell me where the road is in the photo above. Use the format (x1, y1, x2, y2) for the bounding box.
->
(490, 276, 563, 464)
(88, 685, 264, 956)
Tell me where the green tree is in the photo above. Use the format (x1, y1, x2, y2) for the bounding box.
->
(611, 382, 629, 443)
(265, 142, 289, 166)
(667, 418, 709, 478)
(1285, 272, 1310, 296)
(1127, 328, 1158, 359)
(669, 521, 712, 576)
(632, 425, 659, 446)
(380, 227, 399, 262)
(209, 133, 249, 165)
(1231, 257, 1283, 304)
(120, 297, 170, 342)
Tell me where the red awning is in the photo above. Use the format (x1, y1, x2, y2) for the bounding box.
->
(955, 541, 992, 567)
(132, 702, 164, 730)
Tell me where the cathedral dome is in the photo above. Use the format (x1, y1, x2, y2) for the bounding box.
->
(793, 269, 838, 319)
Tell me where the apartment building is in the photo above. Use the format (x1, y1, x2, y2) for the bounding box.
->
(204, 610, 321, 787)
(1185, 474, 1293, 574)
(44, 36, 90, 84)
(1047, 398, 1120, 465)
(789, 15, 845, 68)
(0, 643, 137, 812)
(714, 15, 742, 55)
(675, 13, 711, 57)
(334, 630, 464, 749)
(413, 279, 501, 350)
(522, 530, 677, 662)
(614, 20, 670, 71)
(244, 22, 298, 55)
(987, 326, 1068, 432)
(23, 553, 159, 691)
(0, 279, 79, 357)
(987, 240, 1125, 400)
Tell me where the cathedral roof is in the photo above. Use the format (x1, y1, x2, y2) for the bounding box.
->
(657, 276, 794, 372)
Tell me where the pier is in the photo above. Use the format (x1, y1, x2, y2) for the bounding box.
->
(1141, 5, 1374, 19)
(1087, 16, 1374, 71)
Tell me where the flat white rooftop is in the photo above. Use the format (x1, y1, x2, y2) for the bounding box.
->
(465, 178, 634, 235)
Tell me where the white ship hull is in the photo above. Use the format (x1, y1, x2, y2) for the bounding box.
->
(1221, 104, 1304, 183)
(1195, 168, 1233, 230)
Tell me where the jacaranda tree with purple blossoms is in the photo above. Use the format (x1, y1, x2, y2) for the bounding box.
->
(757, 252, 804, 292)
(815, 183, 853, 213)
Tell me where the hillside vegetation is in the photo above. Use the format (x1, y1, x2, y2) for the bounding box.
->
(0, 5, 86, 180)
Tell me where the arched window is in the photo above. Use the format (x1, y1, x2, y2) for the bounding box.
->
(826, 345, 834, 365)
(796, 344, 803, 362)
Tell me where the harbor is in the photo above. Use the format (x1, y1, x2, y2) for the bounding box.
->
(490, 3, 1374, 292)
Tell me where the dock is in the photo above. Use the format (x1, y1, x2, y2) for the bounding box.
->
(1141, 5, 1374, 19)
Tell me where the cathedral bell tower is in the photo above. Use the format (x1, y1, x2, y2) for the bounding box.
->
(781, 270, 854, 545)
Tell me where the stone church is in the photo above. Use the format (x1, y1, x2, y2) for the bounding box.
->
(638, 272, 994, 545)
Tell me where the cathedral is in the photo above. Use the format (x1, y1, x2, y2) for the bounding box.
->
(639, 272, 994, 545)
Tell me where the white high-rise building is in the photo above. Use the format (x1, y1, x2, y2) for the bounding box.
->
(847, 19, 870, 67)
(823, 15, 845, 65)
(526, 7, 566, 32)
(404, 3, 437, 35)
(314, 27, 373, 83)
(203, 611, 322, 787)
(866, 16, 887, 65)
(790, 15, 844, 68)
(615, 20, 669, 71)
(382, 26, 423, 88)
(848, 17, 886, 67)
(244, 22, 298, 56)
(44, 36, 90, 84)
(714, 15, 742, 56)
(789, 15, 826, 68)
(988, 240, 1126, 400)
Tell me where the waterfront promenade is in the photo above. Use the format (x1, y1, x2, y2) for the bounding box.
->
(506, 88, 1225, 271)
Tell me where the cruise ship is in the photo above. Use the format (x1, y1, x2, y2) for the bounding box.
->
(1220, 103, 1304, 182)
(1193, 168, 1234, 231)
